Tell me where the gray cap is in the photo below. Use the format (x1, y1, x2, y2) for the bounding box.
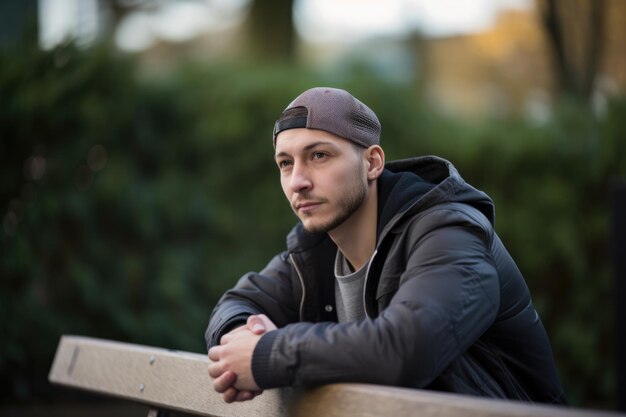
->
(273, 87, 381, 148)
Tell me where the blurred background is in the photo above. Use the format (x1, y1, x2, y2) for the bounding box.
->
(1, 0, 625, 414)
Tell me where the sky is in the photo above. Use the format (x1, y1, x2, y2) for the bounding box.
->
(39, 0, 532, 52)
(296, 0, 531, 42)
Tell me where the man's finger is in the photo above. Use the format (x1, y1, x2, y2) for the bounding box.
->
(208, 361, 225, 379)
(247, 315, 266, 334)
(253, 314, 278, 332)
(208, 346, 221, 361)
(222, 386, 239, 403)
(234, 390, 256, 402)
(211, 370, 237, 393)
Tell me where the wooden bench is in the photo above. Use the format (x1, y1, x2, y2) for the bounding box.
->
(49, 335, 623, 417)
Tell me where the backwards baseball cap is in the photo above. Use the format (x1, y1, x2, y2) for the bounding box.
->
(273, 87, 381, 148)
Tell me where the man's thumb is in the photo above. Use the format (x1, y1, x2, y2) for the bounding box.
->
(247, 315, 266, 334)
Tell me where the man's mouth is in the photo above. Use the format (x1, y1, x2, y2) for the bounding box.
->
(294, 201, 322, 213)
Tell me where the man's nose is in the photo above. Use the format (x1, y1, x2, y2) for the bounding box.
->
(290, 163, 312, 193)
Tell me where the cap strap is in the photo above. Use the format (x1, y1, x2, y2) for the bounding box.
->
(273, 115, 307, 136)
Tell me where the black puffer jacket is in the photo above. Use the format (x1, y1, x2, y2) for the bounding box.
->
(205, 156, 566, 404)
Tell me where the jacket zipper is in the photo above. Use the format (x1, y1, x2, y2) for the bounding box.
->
(289, 199, 413, 321)
(290, 253, 307, 321)
(362, 249, 378, 319)
(361, 199, 422, 319)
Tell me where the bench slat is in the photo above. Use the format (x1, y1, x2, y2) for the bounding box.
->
(49, 335, 622, 417)
(49, 335, 291, 417)
(291, 384, 622, 417)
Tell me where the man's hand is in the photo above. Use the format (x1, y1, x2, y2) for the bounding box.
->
(208, 315, 277, 403)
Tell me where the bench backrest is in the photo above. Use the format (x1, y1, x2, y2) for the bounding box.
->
(49, 335, 622, 417)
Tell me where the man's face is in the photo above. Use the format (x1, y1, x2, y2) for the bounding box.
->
(274, 128, 368, 234)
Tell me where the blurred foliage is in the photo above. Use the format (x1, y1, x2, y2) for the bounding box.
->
(0, 42, 624, 409)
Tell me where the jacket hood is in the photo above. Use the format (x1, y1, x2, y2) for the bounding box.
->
(381, 155, 495, 229)
(287, 155, 495, 252)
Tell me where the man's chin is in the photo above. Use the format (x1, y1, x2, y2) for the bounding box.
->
(302, 222, 325, 234)
(301, 218, 330, 234)
(301, 216, 345, 234)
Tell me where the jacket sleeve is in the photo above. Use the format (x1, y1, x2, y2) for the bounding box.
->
(251, 210, 500, 389)
(205, 251, 300, 350)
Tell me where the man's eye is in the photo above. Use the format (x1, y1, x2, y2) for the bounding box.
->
(278, 160, 292, 168)
(312, 152, 326, 160)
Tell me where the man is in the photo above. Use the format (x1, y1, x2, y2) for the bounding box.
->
(206, 87, 566, 404)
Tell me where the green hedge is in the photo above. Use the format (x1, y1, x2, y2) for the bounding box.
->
(1, 43, 624, 407)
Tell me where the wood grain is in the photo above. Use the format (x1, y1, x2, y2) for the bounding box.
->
(49, 335, 292, 417)
(49, 335, 622, 417)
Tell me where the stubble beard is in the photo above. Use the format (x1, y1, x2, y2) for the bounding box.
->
(299, 172, 368, 234)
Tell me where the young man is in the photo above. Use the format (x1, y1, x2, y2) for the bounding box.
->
(206, 87, 566, 404)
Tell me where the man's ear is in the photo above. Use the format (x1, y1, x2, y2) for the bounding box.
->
(365, 145, 385, 181)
